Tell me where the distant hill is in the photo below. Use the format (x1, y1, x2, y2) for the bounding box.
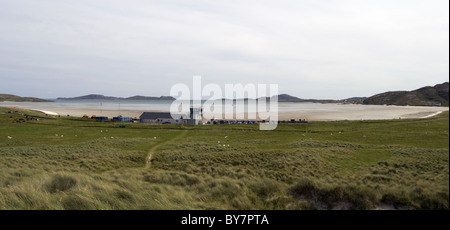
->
(54, 83, 450, 106)
(0, 94, 52, 102)
(58, 94, 117, 100)
(126, 95, 175, 100)
(276, 94, 368, 104)
(276, 94, 338, 103)
(57, 94, 175, 101)
(363, 82, 449, 106)
(220, 94, 339, 103)
(342, 97, 367, 104)
(277, 94, 304, 102)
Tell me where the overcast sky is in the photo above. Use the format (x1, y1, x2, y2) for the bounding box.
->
(0, 0, 448, 99)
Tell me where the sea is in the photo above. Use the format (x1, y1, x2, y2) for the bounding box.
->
(0, 99, 342, 113)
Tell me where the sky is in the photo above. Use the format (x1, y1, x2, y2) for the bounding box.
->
(0, 0, 448, 99)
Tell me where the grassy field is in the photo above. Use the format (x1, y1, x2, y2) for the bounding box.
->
(0, 107, 448, 210)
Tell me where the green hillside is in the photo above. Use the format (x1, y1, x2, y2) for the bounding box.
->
(363, 82, 449, 106)
(0, 94, 52, 102)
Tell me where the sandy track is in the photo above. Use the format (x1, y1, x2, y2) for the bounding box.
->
(145, 130, 188, 169)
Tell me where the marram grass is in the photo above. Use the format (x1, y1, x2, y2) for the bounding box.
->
(0, 107, 448, 209)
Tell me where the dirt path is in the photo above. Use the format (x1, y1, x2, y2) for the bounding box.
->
(145, 130, 188, 169)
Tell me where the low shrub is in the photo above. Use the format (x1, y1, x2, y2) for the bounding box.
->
(45, 174, 77, 193)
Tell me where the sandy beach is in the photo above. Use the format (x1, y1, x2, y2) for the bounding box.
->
(275, 104, 449, 121)
(1, 102, 448, 121)
(34, 108, 146, 119)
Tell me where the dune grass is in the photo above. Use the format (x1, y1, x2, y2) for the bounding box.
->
(0, 107, 448, 210)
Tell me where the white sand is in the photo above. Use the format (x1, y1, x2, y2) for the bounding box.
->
(38, 110, 60, 116)
(276, 105, 449, 121)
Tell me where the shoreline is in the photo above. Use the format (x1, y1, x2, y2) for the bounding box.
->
(1, 103, 448, 121)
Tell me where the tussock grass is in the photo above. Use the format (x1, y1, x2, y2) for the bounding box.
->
(289, 178, 379, 210)
(0, 107, 448, 209)
(45, 174, 77, 193)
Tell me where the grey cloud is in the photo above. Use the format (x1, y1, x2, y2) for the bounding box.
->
(0, 0, 448, 99)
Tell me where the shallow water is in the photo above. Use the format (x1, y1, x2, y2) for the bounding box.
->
(0, 100, 356, 113)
